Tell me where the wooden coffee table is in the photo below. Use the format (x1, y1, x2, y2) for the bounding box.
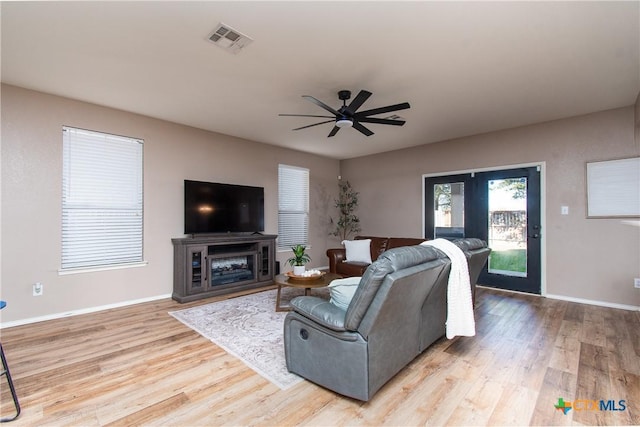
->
(274, 272, 342, 312)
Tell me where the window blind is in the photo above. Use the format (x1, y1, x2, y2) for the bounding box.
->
(586, 157, 640, 217)
(278, 164, 309, 249)
(62, 127, 143, 270)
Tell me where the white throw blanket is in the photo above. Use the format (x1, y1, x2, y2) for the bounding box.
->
(421, 239, 476, 339)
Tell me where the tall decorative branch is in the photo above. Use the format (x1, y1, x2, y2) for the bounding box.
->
(329, 180, 361, 241)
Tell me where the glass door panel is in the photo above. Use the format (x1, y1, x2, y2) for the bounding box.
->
(434, 182, 465, 239)
(424, 174, 472, 240)
(187, 246, 207, 294)
(487, 178, 528, 277)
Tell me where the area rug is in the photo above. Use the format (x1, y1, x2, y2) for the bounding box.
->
(169, 288, 326, 390)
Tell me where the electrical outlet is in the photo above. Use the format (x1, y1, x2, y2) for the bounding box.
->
(33, 282, 43, 296)
(634, 278, 640, 289)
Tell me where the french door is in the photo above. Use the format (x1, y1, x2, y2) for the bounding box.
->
(424, 166, 541, 294)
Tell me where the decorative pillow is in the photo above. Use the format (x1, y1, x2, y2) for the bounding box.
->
(342, 239, 372, 264)
(328, 277, 362, 310)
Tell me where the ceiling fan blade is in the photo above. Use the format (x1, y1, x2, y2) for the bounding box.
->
(328, 126, 340, 137)
(355, 102, 411, 118)
(302, 95, 341, 116)
(279, 114, 335, 118)
(356, 117, 406, 126)
(292, 120, 335, 131)
(345, 90, 372, 115)
(352, 121, 374, 136)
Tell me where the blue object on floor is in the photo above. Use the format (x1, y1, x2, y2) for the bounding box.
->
(0, 301, 21, 422)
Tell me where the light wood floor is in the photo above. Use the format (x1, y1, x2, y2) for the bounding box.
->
(1, 286, 638, 426)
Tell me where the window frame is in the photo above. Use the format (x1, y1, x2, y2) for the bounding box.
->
(277, 164, 310, 251)
(60, 126, 145, 273)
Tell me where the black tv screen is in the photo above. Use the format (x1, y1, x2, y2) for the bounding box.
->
(184, 180, 264, 234)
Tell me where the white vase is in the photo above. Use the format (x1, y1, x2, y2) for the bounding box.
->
(293, 265, 306, 276)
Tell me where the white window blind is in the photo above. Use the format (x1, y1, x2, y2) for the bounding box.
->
(278, 164, 309, 249)
(586, 157, 640, 217)
(62, 127, 143, 270)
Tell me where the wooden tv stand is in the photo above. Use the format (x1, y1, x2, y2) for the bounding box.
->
(172, 234, 277, 303)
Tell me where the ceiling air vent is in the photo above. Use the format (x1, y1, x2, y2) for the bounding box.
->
(207, 23, 253, 54)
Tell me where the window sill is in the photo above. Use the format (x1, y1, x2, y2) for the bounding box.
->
(277, 246, 312, 253)
(58, 261, 148, 276)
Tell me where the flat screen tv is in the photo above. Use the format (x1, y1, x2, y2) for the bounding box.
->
(184, 180, 264, 234)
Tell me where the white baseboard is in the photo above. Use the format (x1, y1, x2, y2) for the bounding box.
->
(477, 285, 639, 311)
(4, 286, 635, 329)
(0, 293, 173, 329)
(544, 293, 639, 312)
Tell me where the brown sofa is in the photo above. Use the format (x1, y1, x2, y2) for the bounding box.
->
(327, 236, 491, 306)
(327, 235, 426, 277)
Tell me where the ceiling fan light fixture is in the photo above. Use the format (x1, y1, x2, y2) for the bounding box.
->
(279, 89, 410, 137)
(336, 118, 353, 128)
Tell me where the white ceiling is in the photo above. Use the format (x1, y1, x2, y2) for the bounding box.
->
(2, 1, 638, 160)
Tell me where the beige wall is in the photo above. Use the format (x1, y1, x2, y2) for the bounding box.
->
(2, 84, 638, 325)
(635, 91, 640, 144)
(1, 84, 341, 324)
(341, 107, 640, 308)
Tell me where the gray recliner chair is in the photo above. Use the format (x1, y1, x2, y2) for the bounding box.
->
(284, 245, 451, 401)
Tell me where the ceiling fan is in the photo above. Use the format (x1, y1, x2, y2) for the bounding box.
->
(279, 90, 410, 137)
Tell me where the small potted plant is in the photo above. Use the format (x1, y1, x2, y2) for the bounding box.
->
(287, 244, 311, 276)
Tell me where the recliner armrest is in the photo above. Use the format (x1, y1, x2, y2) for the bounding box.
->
(290, 296, 348, 332)
(453, 238, 487, 251)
